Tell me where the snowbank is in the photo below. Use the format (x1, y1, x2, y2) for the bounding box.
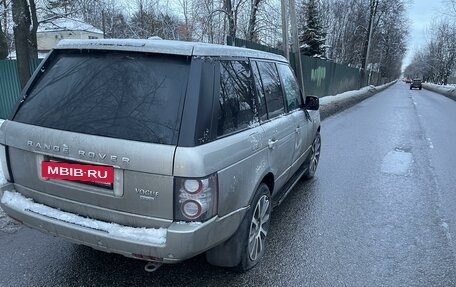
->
(319, 81, 396, 120)
(422, 83, 456, 101)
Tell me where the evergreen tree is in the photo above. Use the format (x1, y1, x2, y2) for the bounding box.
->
(299, 0, 326, 58)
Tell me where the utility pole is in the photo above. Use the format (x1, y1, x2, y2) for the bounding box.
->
(281, 0, 289, 61)
(102, 9, 106, 38)
(363, 0, 377, 86)
(288, 0, 305, 91)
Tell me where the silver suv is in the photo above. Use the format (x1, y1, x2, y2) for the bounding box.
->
(0, 39, 320, 272)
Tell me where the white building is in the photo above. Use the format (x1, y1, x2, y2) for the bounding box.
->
(37, 18, 104, 52)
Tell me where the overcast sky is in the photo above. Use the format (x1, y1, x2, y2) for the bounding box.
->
(402, 0, 449, 71)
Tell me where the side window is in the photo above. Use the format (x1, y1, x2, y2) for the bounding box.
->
(256, 61, 284, 119)
(251, 61, 268, 121)
(277, 64, 302, 111)
(217, 60, 258, 137)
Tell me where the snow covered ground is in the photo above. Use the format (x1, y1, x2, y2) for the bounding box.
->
(319, 81, 395, 120)
(422, 83, 456, 102)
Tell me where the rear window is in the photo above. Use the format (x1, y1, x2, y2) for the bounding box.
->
(14, 50, 190, 145)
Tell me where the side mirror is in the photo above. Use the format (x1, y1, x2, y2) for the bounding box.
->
(305, 96, 319, 110)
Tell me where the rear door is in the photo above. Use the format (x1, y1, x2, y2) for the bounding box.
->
(5, 49, 191, 227)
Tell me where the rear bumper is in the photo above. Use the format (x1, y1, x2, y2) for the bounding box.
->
(0, 185, 247, 263)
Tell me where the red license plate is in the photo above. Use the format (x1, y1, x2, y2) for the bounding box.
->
(42, 161, 114, 184)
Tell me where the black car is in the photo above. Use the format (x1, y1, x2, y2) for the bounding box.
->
(410, 79, 422, 90)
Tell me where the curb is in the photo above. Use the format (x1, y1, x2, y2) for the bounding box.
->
(422, 83, 456, 101)
(319, 80, 397, 120)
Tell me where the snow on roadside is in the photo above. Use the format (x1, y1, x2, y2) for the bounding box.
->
(319, 85, 376, 106)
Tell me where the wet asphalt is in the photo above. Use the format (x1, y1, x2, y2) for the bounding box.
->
(1, 82, 456, 287)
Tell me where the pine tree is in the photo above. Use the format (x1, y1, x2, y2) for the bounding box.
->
(299, 0, 326, 58)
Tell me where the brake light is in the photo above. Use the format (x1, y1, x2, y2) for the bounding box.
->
(174, 175, 217, 221)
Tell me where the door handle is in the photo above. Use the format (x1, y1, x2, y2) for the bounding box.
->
(268, 139, 278, 149)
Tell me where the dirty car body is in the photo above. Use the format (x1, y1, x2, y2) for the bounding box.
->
(0, 39, 321, 271)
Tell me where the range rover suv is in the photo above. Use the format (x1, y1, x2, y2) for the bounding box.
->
(410, 79, 422, 90)
(0, 39, 321, 272)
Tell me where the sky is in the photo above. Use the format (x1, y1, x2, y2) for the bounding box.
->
(402, 0, 450, 71)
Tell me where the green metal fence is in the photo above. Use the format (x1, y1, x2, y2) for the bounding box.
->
(300, 56, 363, 97)
(227, 36, 285, 56)
(227, 36, 385, 97)
(0, 59, 41, 119)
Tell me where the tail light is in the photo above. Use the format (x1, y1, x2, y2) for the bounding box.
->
(174, 174, 218, 221)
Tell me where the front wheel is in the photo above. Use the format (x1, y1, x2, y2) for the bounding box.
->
(303, 132, 321, 180)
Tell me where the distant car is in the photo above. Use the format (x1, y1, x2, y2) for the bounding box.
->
(410, 79, 422, 90)
(405, 79, 412, 84)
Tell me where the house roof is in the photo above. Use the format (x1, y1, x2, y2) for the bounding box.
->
(38, 18, 103, 34)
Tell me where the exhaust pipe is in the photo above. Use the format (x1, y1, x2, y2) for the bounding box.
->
(144, 261, 163, 272)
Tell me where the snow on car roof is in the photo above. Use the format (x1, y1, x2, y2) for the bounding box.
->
(55, 39, 287, 62)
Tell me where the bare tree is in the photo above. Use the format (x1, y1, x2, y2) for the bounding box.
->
(12, 0, 38, 88)
(246, 0, 262, 41)
(405, 19, 456, 84)
(177, 0, 195, 40)
(0, 12, 7, 58)
(318, 0, 407, 81)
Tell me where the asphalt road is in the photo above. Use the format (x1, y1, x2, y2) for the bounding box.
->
(1, 82, 456, 287)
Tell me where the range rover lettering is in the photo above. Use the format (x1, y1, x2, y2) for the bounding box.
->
(0, 39, 321, 272)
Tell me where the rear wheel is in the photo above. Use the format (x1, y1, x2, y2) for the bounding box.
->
(303, 132, 321, 180)
(205, 184, 271, 272)
(236, 184, 271, 272)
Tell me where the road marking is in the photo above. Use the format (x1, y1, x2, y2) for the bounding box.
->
(426, 137, 434, 149)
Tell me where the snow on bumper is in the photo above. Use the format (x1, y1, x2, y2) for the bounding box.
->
(0, 187, 247, 263)
(1, 190, 167, 246)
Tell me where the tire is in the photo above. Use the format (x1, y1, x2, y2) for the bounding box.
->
(303, 132, 321, 180)
(235, 183, 271, 272)
(410, 86, 412, 90)
(419, 87, 422, 90)
(205, 183, 271, 272)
